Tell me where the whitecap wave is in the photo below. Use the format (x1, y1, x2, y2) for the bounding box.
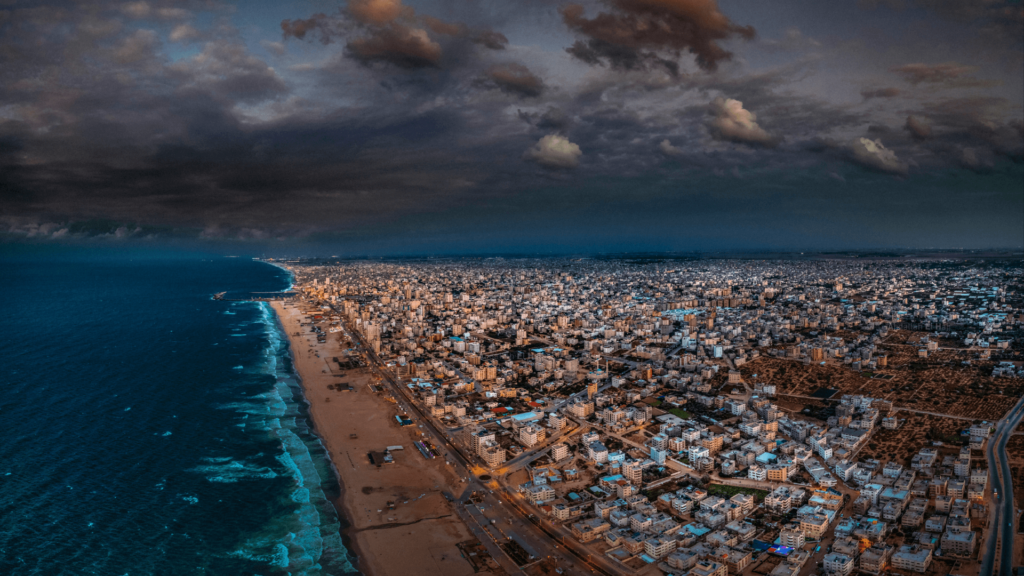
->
(187, 459, 279, 483)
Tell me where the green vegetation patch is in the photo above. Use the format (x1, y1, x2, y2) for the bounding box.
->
(668, 408, 691, 419)
(707, 483, 769, 502)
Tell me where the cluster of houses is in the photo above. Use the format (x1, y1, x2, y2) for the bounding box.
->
(281, 258, 1020, 575)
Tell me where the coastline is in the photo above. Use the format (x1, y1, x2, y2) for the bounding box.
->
(268, 299, 486, 576)
(263, 261, 367, 574)
(266, 302, 363, 575)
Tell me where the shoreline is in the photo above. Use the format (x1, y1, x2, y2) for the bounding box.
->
(262, 262, 370, 574)
(269, 299, 484, 576)
(267, 303, 365, 575)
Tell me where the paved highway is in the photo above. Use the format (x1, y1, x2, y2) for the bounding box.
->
(981, 394, 1024, 576)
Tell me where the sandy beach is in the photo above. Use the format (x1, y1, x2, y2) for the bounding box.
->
(270, 301, 500, 576)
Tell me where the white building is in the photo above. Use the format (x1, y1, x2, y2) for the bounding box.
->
(891, 545, 931, 573)
(519, 424, 546, 448)
(748, 465, 766, 481)
(551, 443, 569, 461)
(823, 553, 854, 576)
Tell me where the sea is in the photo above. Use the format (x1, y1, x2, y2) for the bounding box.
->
(0, 248, 358, 575)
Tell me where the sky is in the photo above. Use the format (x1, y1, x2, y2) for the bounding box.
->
(0, 0, 1022, 254)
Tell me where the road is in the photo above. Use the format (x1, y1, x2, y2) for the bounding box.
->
(327, 298, 619, 576)
(500, 423, 582, 471)
(981, 394, 1024, 576)
(451, 497, 529, 574)
(890, 407, 979, 421)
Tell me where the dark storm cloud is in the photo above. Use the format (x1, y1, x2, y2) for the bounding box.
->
(346, 24, 442, 68)
(904, 115, 931, 140)
(477, 63, 544, 98)
(281, 0, 506, 70)
(911, 97, 1024, 161)
(952, 146, 994, 172)
(171, 41, 289, 102)
(913, 0, 1024, 44)
(421, 16, 509, 50)
(537, 107, 571, 131)
(560, 0, 755, 73)
(859, 0, 1023, 47)
(860, 87, 901, 100)
(889, 62, 998, 88)
(517, 107, 572, 131)
(280, 12, 347, 43)
(891, 62, 974, 84)
(281, 3, 440, 69)
(471, 30, 510, 50)
(0, 1, 492, 240)
(0, 0, 1021, 249)
(1, 106, 492, 239)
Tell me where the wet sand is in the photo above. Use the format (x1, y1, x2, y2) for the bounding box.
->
(270, 301, 490, 576)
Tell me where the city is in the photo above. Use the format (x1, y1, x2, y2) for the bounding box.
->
(270, 257, 1024, 576)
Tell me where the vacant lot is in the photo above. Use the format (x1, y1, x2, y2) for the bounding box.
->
(739, 353, 1019, 421)
(707, 483, 769, 502)
(1007, 435, 1024, 512)
(667, 407, 691, 419)
(740, 357, 872, 397)
(859, 413, 968, 465)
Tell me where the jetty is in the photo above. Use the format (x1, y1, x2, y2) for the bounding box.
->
(213, 291, 299, 302)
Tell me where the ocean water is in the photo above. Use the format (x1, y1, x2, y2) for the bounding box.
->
(0, 249, 357, 575)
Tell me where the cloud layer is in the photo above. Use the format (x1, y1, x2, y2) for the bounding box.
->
(0, 0, 1020, 249)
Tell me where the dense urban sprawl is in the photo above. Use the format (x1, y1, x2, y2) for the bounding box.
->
(284, 257, 1024, 576)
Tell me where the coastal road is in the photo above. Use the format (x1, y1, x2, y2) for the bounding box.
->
(451, 499, 528, 574)
(328, 299, 608, 576)
(981, 394, 1024, 576)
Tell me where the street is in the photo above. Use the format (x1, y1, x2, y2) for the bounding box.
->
(981, 394, 1024, 576)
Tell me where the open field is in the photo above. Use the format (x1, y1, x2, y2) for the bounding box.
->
(740, 352, 1020, 421)
(666, 407, 691, 419)
(858, 413, 969, 465)
(1007, 435, 1024, 513)
(707, 483, 769, 502)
